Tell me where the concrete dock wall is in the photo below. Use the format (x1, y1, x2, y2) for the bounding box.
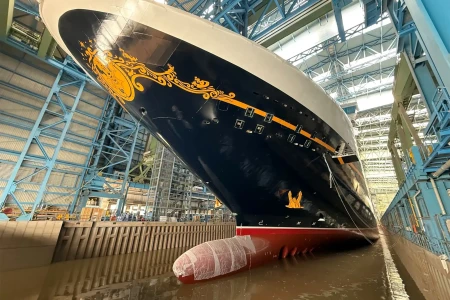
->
(53, 221, 236, 262)
(0, 246, 188, 300)
(0, 221, 63, 271)
(389, 233, 450, 300)
(0, 221, 236, 270)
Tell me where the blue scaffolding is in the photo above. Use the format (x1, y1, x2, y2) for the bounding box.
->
(0, 58, 88, 220)
(380, 0, 450, 259)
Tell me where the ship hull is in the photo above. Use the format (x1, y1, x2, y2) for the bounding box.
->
(39, 0, 379, 283)
(173, 227, 379, 283)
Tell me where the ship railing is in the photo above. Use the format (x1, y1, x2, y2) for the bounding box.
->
(391, 228, 450, 260)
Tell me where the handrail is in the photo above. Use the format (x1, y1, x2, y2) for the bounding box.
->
(387, 227, 450, 260)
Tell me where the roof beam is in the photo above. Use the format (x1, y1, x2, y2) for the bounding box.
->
(331, 0, 352, 41)
(254, 0, 333, 46)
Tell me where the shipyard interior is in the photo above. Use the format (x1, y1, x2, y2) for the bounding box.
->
(0, 0, 449, 299)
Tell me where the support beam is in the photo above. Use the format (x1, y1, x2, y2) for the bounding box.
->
(390, 144, 405, 185)
(116, 123, 140, 214)
(255, 0, 332, 46)
(0, 0, 14, 39)
(397, 104, 424, 149)
(382, 0, 450, 255)
(37, 27, 55, 58)
(69, 98, 115, 213)
(0, 59, 87, 220)
(404, 0, 450, 93)
(27, 81, 86, 220)
(331, 0, 352, 42)
(396, 122, 412, 160)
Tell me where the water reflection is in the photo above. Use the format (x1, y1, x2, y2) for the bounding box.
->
(0, 242, 393, 300)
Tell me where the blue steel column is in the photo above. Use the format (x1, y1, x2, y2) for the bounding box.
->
(0, 70, 65, 220)
(28, 80, 86, 220)
(382, 0, 450, 258)
(73, 107, 141, 214)
(331, 0, 352, 41)
(68, 97, 116, 213)
(0, 60, 87, 220)
(403, 0, 450, 92)
(116, 123, 140, 214)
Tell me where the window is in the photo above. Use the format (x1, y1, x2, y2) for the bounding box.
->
(234, 119, 244, 129)
(264, 113, 273, 123)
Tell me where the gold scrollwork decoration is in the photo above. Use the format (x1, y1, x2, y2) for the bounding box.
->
(286, 190, 304, 209)
(79, 40, 236, 105)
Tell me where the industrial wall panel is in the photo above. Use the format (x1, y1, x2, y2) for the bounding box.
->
(54, 164, 84, 175)
(0, 86, 42, 109)
(0, 53, 20, 70)
(0, 68, 13, 82)
(21, 55, 60, 76)
(0, 153, 19, 163)
(56, 150, 88, 165)
(14, 62, 56, 87)
(8, 74, 50, 97)
(61, 174, 79, 187)
(0, 45, 111, 211)
(72, 111, 101, 129)
(78, 90, 106, 111)
(4, 99, 42, 121)
(67, 122, 97, 140)
(0, 125, 28, 146)
(0, 164, 14, 179)
(60, 140, 90, 154)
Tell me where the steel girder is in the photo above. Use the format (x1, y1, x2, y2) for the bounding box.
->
(287, 15, 397, 103)
(0, 58, 87, 220)
(166, 0, 325, 42)
(355, 99, 429, 214)
(73, 108, 145, 214)
(382, 0, 450, 249)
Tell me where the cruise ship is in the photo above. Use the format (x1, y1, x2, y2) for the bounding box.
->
(39, 0, 379, 283)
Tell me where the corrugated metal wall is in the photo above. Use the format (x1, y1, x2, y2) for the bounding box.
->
(0, 42, 109, 209)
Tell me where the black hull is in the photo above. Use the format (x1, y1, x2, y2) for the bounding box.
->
(57, 9, 377, 231)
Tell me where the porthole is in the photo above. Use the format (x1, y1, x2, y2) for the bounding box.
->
(245, 107, 255, 118)
(234, 119, 245, 129)
(255, 124, 264, 134)
(264, 113, 273, 123)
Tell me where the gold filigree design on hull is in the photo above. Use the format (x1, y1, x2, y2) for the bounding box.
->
(286, 191, 304, 209)
(79, 40, 236, 104)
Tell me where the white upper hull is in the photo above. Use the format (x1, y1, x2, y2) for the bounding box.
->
(39, 0, 356, 151)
